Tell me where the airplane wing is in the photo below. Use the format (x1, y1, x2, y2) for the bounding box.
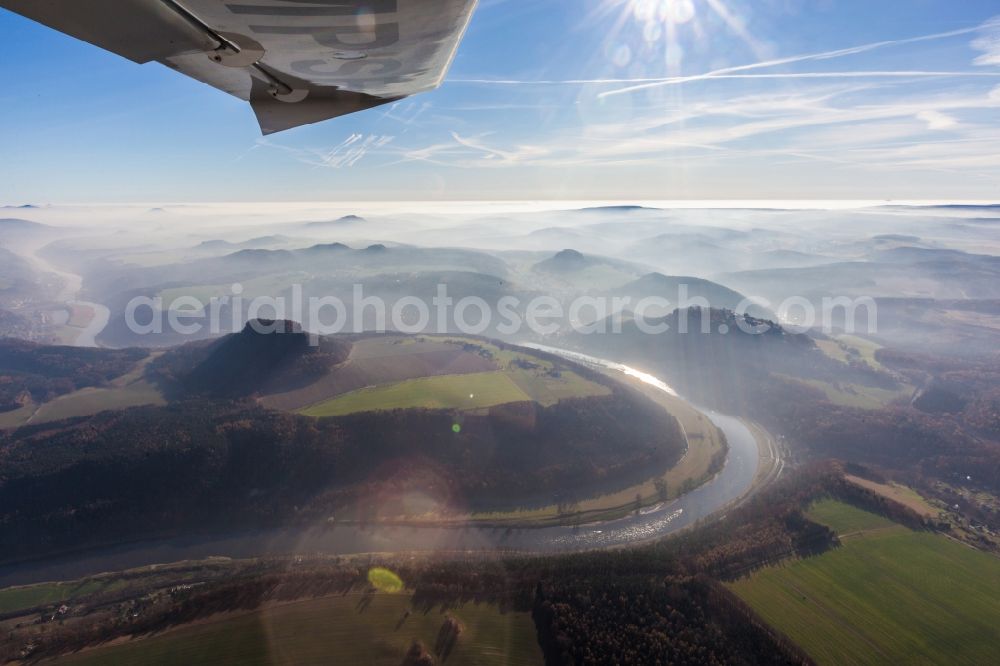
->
(0, 0, 478, 134)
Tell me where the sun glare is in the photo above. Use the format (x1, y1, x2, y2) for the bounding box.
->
(595, 0, 760, 75)
(629, 0, 696, 25)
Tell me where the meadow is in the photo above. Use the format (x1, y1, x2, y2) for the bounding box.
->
(55, 593, 542, 666)
(300, 371, 531, 416)
(297, 337, 609, 417)
(0, 354, 165, 428)
(729, 500, 1000, 665)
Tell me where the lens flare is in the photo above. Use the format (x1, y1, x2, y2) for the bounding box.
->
(594, 0, 761, 73)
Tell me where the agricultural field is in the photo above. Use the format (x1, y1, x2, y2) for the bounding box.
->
(729, 500, 1000, 665)
(291, 336, 609, 417)
(0, 401, 35, 429)
(55, 593, 542, 666)
(0, 579, 114, 615)
(301, 371, 531, 417)
(158, 273, 309, 310)
(815, 334, 884, 369)
(844, 476, 938, 518)
(787, 333, 915, 409)
(66, 303, 95, 328)
(0, 354, 165, 428)
(772, 372, 912, 410)
(29, 379, 165, 424)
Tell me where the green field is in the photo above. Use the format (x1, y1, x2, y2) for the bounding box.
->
(29, 379, 165, 424)
(158, 274, 308, 310)
(729, 500, 1000, 665)
(56, 593, 542, 666)
(773, 373, 911, 410)
(0, 354, 166, 428)
(300, 363, 608, 417)
(0, 580, 115, 614)
(301, 371, 531, 416)
(815, 334, 888, 372)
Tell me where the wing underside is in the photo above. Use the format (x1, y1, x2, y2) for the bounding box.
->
(0, 0, 477, 133)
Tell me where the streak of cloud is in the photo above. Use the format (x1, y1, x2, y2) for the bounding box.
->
(257, 134, 395, 169)
(449, 72, 1000, 86)
(597, 22, 988, 98)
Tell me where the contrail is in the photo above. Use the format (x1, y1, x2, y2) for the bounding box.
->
(597, 23, 987, 97)
(449, 71, 1000, 86)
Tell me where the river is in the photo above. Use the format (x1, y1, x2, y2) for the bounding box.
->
(19, 243, 110, 348)
(0, 349, 763, 587)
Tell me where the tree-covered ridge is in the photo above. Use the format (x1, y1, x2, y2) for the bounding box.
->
(0, 339, 147, 411)
(0, 384, 683, 562)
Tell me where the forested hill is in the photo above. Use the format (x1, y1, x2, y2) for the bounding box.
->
(569, 307, 895, 410)
(149, 319, 352, 399)
(0, 339, 147, 412)
(0, 385, 684, 562)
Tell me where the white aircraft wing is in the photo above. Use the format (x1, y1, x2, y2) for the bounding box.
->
(1, 0, 478, 133)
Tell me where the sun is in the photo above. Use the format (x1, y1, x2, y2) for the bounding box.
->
(628, 0, 697, 25)
(593, 0, 762, 73)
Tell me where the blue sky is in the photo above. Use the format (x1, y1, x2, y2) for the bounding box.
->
(2, 0, 1000, 203)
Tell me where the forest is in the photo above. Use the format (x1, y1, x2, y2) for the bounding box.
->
(0, 384, 684, 562)
(0, 339, 147, 411)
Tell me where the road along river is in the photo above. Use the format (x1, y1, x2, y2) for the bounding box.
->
(0, 348, 765, 587)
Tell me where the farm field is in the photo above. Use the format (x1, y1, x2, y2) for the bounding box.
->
(844, 476, 938, 517)
(815, 335, 885, 370)
(0, 354, 166, 428)
(55, 593, 542, 666)
(157, 273, 308, 309)
(294, 336, 609, 417)
(773, 373, 911, 410)
(301, 371, 530, 416)
(29, 379, 165, 424)
(0, 579, 114, 615)
(729, 500, 1000, 665)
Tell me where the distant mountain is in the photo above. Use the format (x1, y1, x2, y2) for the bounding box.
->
(872, 246, 1000, 267)
(0, 219, 55, 247)
(300, 242, 351, 254)
(534, 249, 595, 273)
(905, 204, 1000, 211)
(746, 249, 837, 270)
(152, 319, 351, 399)
(612, 272, 769, 317)
(872, 234, 921, 243)
(0, 218, 48, 231)
(718, 248, 1000, 301)
(194, 235, 290, 252)
(0, 247, 36, 281)
(214, 244, 511, 278)
(244, 235, 290, 247)
(305, 215, 366, 228)
(575, 205, 660, 213)
(197, 239, 234, 249)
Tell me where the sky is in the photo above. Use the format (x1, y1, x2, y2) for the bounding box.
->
(2, 0, 1000, 203)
